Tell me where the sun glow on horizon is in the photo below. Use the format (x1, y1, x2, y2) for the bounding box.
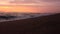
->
(0, 5, 40, 13)
(0, 0, 59, 13)
(0, 0, 42, 13)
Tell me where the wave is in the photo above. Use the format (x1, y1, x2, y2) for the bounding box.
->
(0, 13, 55, 22)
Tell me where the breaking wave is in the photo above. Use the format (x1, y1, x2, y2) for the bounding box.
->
(0, 13, 55, 22)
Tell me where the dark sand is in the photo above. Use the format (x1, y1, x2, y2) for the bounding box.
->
(0, 13, 60, 34)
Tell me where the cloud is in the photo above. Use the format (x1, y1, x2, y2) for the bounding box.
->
(0, 0, 60, 6)
(40, 0, 60, 2)
(37, 0, 60, 6)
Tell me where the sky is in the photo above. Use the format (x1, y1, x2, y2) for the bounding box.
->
(0, 0, 60, 13)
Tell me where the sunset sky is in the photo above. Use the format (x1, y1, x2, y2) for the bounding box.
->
(0, 0, 60, 13)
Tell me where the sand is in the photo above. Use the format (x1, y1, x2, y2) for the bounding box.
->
(0, 13, 60, 34)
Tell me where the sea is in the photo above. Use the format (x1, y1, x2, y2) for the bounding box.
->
(0, 12, 55, 22)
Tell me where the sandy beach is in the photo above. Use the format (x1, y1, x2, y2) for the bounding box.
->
(0, 13, 60, 34)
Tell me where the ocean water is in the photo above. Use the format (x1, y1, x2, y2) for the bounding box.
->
(0, 13, 55, 22)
